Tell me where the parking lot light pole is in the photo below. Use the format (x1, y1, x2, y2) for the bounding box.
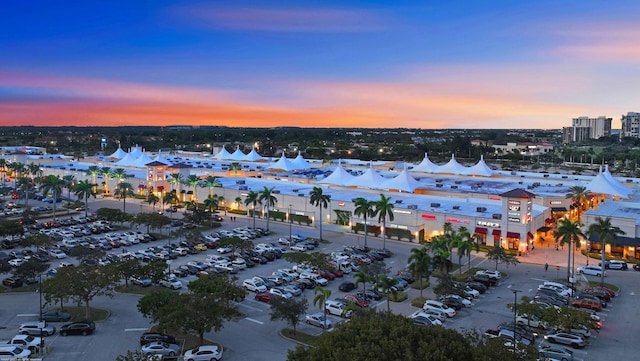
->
(512, 289, 519, 357)
(39, 274, 44, 353)
(289, 204, 292, 241)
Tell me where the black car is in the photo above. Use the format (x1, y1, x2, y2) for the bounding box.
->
(440, 296, 464, 310)
(356, 289, 383, 301)
(60, 321, 96, 336)
(41, 310, 72, 322)
(139, 332, 177, 346)
(469, 274, 497, 287)
(212, 215, 223, 222)
(339, 281, 356, 292)
(466, 281, 487, 294)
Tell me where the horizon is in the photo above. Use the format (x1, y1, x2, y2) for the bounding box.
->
(1, 1, 638, 129)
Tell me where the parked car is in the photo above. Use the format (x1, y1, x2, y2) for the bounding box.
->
(0, 346, 31, 359)
(544, 332, 586, 348)
(325, 300, 352, 318)
(538, 344, 574, 361)
(601, 260, 628, 270)
(571, 298, 603, 311)
(60, 321, 95, 336)
(243, 279, 267, 293)
(2, 335, 41, 351)
(423, 300, 456, 318)
(305, 313, 333, 329)
(254, 292, 272, 303)
(339, 281, 356, 292)
(141, 341, 180, 357)
(139, 332, 177, 346)
(409, 310, 443, 326)
(41, 310, 71, 322)
(577, 265, 605, 276)
(130, 277, 153, 287)
(184, 345, 223, 361)
(2, 277, 23, 288)
(18, 321, 56, 336)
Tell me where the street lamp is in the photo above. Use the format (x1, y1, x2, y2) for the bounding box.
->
(512, 289, 519, 356)
(38, 274, 44, 352)
(289, 204, 292, 241)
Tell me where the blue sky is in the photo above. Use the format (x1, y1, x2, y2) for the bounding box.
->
(1, 0, 639, 128)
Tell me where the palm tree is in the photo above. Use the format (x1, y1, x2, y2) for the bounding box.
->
(259, 186, 277, 232)
(428, 235, 452, 273)
(73, 180, 96, 217)
(408, 247, 431, 297)
(373, 194, 395, 250)
(168, 173, 184, 201)
(100, 167, 113, 194)
(353, 270, 371, 296)
(353, 197, 375, 249)
(309, 186, 330, 241)
(234, 196, 242, 210)
(113, 182, 134, 213)
(460, 233, 481, 274)
(10, 162, 26, 180)
(27, 163, 42, 180)
(185, 175, 201, 201)
(16, 177, 33, 206)
(455, 226, 474, 274)
(146, 193, 159, 211)
(566, 185, 591, 223)
(312, 286, 332, 330)
(377, 275, 398, 312)
(86, 166, 101, 192)
(0, 158, 7, 187)
(244, 191, 261, 230)
(203, 195, 219, 213)
(203, 176, 221, 197)
(587, 217, 626, 286)
(162, 191, 177, 210)
(62, 174, 76, 203)
(554, 219, 585, 281)
(39, 175, 65, 220)
(112, 168, 127, 186)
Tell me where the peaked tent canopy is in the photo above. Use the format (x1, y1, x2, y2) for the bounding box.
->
(266, 152, 298, 171)
(318, 160, 356, 186)
(151, 154, 172, 166)
(229, 146, 247, 161)
(346, 163, 386, 188)
(586, 167, 631, 198)
(108, 145, 127, 159)
(291, 151, 314, 169)
(244, 147, 264, 161)
(381, 167, 422, 192)
(213, 147, 233, 160)
(131, 153, 154, 168)
(603, 165, 633, 197)
(436, 154, 468, 175)
(128, 145, 144, 159)
(412, 153, 439, 173)
(465, 155, 494, 177)
(115, 152, 138, 166)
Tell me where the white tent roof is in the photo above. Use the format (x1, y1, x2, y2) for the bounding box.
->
(229, 146, 246, 161)
(381, 167, 422, 192)
(131, 153, 154, 168)
(347, 163, 385, 188)
(412, 153, 438, 173)
(244, 147, 264, 161)
(266, 152, 298, 171)
(128, 145, 144, 159)
(213, 147, 233, 160)
(603, 165, 633, 197)
(465, 155, 494, 177)
(318, 160, 356, 186)
(291, 152, 314, 169)
(586, 167, 630, 198)
(151, 154, 172, 165)
(436, 154, 467, 175)
(115, 152, 138, 166)
(108, 145, 127, 159)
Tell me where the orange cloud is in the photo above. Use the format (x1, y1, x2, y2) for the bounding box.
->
(171, 6, 386, 32)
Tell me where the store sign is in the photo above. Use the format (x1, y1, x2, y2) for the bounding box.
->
(508, 217, 520, 223)
(394, 209, 412, 215)
(477, 220, 500, 228)
(338, 202, 345, 207)
(421, 214, 436, 220)
(508, 212, 520, 217)
(508, 200, 521, 205)
(446, 217, 469, 224)
(550, 201, 562, 205)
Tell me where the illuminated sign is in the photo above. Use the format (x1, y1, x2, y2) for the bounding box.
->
(338, 202, 345, 207)
(477, 220, 500, 228)
(394, 210, 412, 215)
(508, 204, 521, 211)
(508, 217, 520, 223)
(508, 212, 520, 217)
(508, 200, 521, 205)
(446, 217, 469, 224)
(489, 197, 501, 201)
(550, 201, 562, 205)
(421, 214, 436, 220)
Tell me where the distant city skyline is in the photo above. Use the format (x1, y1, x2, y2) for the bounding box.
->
(1, 1, 639, 129)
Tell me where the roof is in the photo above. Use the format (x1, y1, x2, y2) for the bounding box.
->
(499, 188, 537, 198)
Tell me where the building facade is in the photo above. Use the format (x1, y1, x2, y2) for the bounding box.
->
(620, 112, 640, 139)
(562, 116, 612, 143)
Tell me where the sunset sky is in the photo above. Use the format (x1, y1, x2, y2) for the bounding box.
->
(1, 1, 639, 129)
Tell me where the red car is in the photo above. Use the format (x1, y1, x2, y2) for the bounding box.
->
(255, 292, 272, 303)
(585, 286, 616, 298)
(331, 269, 344, 278)
(344, 294, 369, 308)
(317, 270, 335, 280)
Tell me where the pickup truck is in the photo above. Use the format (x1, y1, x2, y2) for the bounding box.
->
(2, 334, 42, 351)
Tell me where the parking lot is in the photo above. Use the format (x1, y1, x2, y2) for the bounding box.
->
(2, 198, 640, 360)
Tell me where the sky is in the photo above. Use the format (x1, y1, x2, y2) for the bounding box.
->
(1, 0, 639, 129)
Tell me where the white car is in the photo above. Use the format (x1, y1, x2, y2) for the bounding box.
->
(269, 287, 293, 299)
(290, 245, 307, 252)
(516, 314, 548, 329)
(577, 265, 605, 277)
(423, 300, 456, 318)
(8, 258, 26, 267)
(183, 345, 223, 361)
(49, 249, 67, 259)
(159, 278, 182, 290)
(409, 310, 443, 326)
(476, 270, 501, 279)
(216, 246, 233, 254)
(243, 279, 267, 293)
(325, 300, 352, 318)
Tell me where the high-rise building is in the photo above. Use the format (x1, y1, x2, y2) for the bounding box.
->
(562, 116, 611, 143)
(620, 112, 640, 139)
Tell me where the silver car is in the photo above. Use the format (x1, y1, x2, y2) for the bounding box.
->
(544, 332, 586, 348)
(141, 341, 180, 357)
(305, 313, 333, 329)
(19, 321, 56, 337)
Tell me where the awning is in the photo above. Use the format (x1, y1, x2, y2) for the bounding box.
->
(475, 227, 487, 235)
(527, 232, 534, 239)
(492, 229, 501, 236)
(551, 207, 567, 212)
(537, 226, 552, 232)
(507, 231, 520, 239)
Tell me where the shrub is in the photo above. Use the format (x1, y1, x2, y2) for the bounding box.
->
(411, 296, 429, 308)
(389, 291, 408, 302)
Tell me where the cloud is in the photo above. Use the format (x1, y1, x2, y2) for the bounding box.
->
(172, 6, 386, 32)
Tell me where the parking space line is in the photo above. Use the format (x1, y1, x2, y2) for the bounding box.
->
(124, 328, 150, 332)
(16, 313, 38, 317)
(245, 317, 264, 325)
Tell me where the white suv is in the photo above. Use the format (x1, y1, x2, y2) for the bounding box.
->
(423, 300, 456, 318)
(577, 265, 605, 276)
(325, 300, 352, 318)
(243, 279, 267, 293)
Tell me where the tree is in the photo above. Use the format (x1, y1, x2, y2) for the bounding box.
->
(270, 296, 308, 335)
(162, 191, 177, 209)
(137, 288, 180, 324)
(99, 167, 113, 194)
(587, 217, 625, 285)
(113, 182, 134, 213)
(540, 306, 599, 334)
(73, 180, 97, 217)
(188, 273, 246, 307)
(13, 259, 48, 281)
(455, 227, 477, 274)
(96, 208, 133, 225)
(86, 166, 101, 192)
(168, 173, 183, 200)
(259, 186, 277, 232)
(112, 168, 127, 185)
(554, 219, 585, 281)
(109, 258, 142, 288)
(39, 174, 65, 220)
(433, 273, 459, 296)
(566, 185, 590, 223)
(428, 235, 452, 273)
(185, 174, 201, 201)
(312, 286, 332, 330)
(134, 212, 171, 234)
(16, 176, 33, 206)
(353, 270, 372, 296)
(21, 233, 53, 251)
(407, 247, 431, 297)
(353, 197, 375, 248)
(142, 261, 170, 285)
(62, 174, 76, 205)
(373, 194, 394, 250)
(203, 176, 221, 197)
(116, 350, 154, 361)
(309, 186, 330, 241)
(146, 192, 159, 211)
(203, 195, 219, 213)
(376, 275, 398, 312)
(487, 247, 520, 270)
(244, 190, 261, 230)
